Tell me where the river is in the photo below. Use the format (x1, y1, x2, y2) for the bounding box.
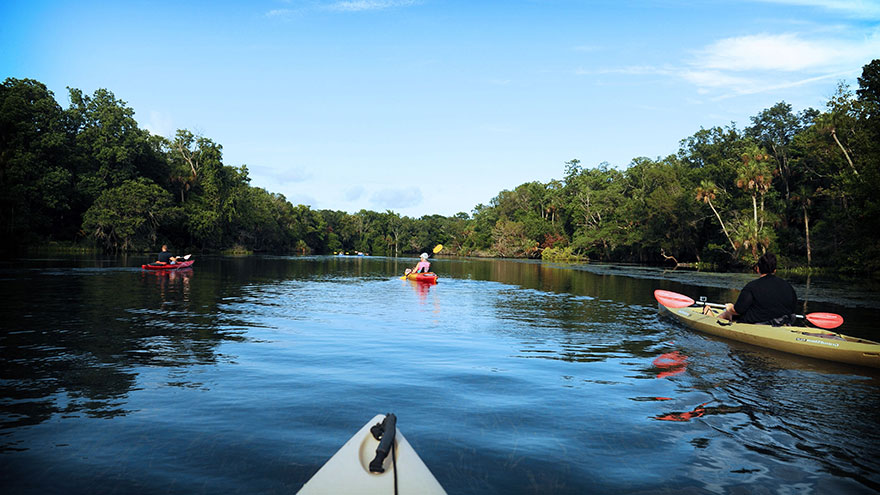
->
(1, 255, 878, 494)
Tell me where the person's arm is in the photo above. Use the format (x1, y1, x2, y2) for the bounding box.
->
(733, 288, 754, 316)
(718, 302, 738, 320)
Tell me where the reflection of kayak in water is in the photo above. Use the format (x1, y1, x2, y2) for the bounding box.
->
(405, 272, 438, 284)
(297, 414, 446, 495)
(141, 260, 195, 270)
(655, 402, 708, 422)
(653, 351, 687, 378)
(655, 290, 880, 369)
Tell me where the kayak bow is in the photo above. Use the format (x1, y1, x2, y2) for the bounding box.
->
(298, 414, 446, 494)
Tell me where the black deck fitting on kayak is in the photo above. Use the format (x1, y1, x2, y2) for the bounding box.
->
(369, 413, 397, 473)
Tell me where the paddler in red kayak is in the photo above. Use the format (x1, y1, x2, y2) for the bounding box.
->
(410, 252, 431, 273)
(156, 245, 179, 265)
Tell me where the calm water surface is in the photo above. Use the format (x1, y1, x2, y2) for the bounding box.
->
(1, 255, 879, 494)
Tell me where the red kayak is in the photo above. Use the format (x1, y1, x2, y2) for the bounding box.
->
(406, 272, 438, 283)
(141, 260, 194, 270)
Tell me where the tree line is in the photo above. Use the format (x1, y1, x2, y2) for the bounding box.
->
(1, 59, 878, 271)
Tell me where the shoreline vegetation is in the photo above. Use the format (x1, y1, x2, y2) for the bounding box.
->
(2, 60, 879, 275)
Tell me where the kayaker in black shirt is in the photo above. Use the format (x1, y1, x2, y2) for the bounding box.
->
(156, 245, 178, 265)
(716, 252, 797, 325)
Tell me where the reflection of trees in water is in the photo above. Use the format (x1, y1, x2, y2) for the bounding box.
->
(1, 350, 135, 435)
(443, 258, 663, 308)
(0, 266, 248, 436)
(486, 276, 663, 363)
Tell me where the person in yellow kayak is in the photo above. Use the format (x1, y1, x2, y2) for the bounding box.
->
(156, 245, 179, 265)
(410, 253, 431, 273)
(714, 252, 797, 325)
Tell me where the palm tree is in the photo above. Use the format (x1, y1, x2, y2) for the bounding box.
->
(695, 180, 736, 251)
(736, 152, 774, 239)
(791, 185, 815, 267)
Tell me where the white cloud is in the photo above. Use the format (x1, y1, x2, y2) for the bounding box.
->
(345, 185, 365, 201)
(288, 193, 319, 208)
(323, 0, 418, 12)
(573, 44, 602, 52)
(143, 111, 175, 137)
(680, 69, 756, 91)
(250, 164, 311, 184)
(274, 167, 311, 183)
(370, 187, 422, 210)
(695, 33, 848, 72)
(575, 65, 676, 76)
(266, 9, 292, 17)
(752, 0, 880, 19)
(266, 0, 417, 18)
(582, 28, 878, 100)
(675, 28, 880, 98)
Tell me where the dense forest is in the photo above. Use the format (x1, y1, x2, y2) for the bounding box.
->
(1, 59, 878, 272)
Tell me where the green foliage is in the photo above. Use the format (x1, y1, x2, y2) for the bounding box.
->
(491, 219, 538, 258)
(0, 78, 73, 242)
(4, 60, 880, 273)
(541, 246, 585, 262)
(67, 87, 165, 205)
(82, 178, 178, 251)
(563, 163, 628, 260)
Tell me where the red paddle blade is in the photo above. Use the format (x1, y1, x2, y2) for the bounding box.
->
(805, 312, 844, 329)
(654, 290, 695, 308)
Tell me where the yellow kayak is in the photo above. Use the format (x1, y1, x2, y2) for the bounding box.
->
(655, 291, 880, 369)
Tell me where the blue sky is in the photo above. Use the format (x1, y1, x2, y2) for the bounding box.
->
(2, 1, 878, 217)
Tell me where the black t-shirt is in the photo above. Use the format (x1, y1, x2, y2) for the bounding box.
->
(733, 274, 797, 324)
(157, 251, 173, 263)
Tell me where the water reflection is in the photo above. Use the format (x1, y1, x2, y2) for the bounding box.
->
(0, 262, 244, 442)
(405, 278, 434, 300)
(652, 351, 688, 379)
(1, 255, 879, 494)
(141, 266, 193, 303)
(655, 402, 708, 422)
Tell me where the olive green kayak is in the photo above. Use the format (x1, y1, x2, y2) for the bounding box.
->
(657, 297, 880, 369)
(297, 414, 446, 495)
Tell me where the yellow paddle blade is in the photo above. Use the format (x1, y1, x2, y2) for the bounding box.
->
(433, 244, 443, 254)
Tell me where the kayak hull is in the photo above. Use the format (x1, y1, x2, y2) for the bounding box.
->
(658, 303, 880, 369)
(141, 260, 194, 270)
(405, 272, 438, 284)
(298, 414, 446, 495)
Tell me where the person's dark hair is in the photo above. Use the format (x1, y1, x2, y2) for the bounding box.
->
(756, 252, 777, 274)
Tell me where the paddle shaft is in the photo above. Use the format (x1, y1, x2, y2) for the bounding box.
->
(158, 253, 191, 264)
(700, 299, 808, 320)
